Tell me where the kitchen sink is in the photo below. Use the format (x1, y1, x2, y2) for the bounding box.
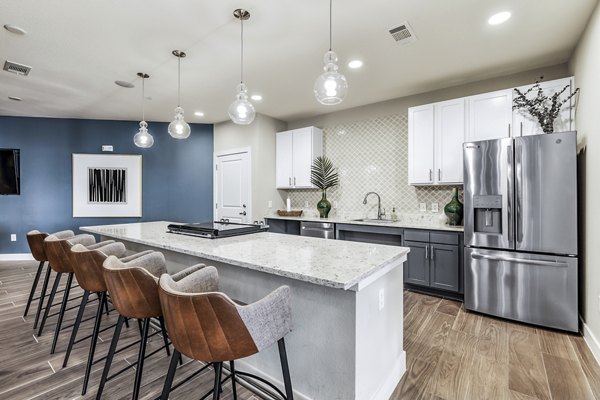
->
(351, 218, 396, 223)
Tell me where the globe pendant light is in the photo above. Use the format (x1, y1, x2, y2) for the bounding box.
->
(314, 0, 347, 105)
(133, 73, 154, 148)
(228, 9, 255, 125)
(168, 50, 191, 139)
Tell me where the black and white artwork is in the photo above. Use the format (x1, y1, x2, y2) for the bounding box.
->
(72, 154, 142, 217)
(88, 168, 127, 203)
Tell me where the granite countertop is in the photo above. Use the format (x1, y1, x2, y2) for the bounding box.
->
(264, 214, 464, 232)
(81, 221, 409, 291)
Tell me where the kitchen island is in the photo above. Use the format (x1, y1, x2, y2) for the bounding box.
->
(81, 221, 408, 400)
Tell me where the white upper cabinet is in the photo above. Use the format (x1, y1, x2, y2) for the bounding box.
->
(276, 127, 323, 189)
(408, 104, 435, 184)
(466, 89, 513, 142)
(513, 77, 575, 136)
(435, 99, 465, 184)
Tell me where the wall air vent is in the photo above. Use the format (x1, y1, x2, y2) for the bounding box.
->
(388, 22, 417, 45)
(3, 60, 32, 76)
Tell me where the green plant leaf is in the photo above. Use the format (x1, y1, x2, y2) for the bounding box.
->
(310, 156, 339, 190)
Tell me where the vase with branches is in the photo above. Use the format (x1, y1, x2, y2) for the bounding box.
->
(512, 76, 580, 134)
(310, 156, 339, 218)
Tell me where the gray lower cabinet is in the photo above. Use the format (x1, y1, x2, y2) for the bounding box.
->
(404, 230, 462, 294)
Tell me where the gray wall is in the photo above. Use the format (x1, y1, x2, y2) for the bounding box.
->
(0, 116, 214, 253)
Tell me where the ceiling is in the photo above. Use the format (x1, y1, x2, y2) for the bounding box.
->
(0, 0, 596, 124)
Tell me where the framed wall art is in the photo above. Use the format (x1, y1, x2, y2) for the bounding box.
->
(72, 153, 142, 217)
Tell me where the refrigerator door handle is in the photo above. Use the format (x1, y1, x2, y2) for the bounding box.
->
(515, 143, 523, 244)
(471, 253, 568, 268)
(506, 144, 514, 245)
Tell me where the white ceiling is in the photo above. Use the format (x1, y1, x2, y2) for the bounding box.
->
(0, 0, 596, 124)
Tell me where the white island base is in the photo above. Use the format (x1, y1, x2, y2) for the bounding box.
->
(83, 222, 407, 400)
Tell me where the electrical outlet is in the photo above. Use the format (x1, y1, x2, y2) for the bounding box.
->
(10, 234, 16, 242)
(431, 203, 439, 213)
(268, 200, 273, 208)
(419, 203, 427, 212)
(378, 288, 385, 311)
(333, 201, 338, 209)
(304, 201, 309, 208)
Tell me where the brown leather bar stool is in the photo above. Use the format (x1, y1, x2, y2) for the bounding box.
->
(158, 267, 294, 400)
(97, 252, 202, 400)
(40, 234, 114, 349)
(65, 242, 153, 395)
(25, 229, 73, 324)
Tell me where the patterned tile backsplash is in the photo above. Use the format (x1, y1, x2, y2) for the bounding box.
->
(282, 114, 462, 220)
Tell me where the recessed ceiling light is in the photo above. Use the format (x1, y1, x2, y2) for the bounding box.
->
(115, 80, 135, 88)
(194, 111, 205, 117)
(8, 96, 22, 101)
(251, 94, 263, 101)
(3, 24, 27, 35)
(488, 11, 511, 25)
(348, 60, 363, 69)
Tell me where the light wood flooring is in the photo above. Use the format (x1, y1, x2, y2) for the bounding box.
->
(1, 261, 600, 399)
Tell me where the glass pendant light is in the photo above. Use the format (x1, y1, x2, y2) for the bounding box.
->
(168, 50, 191, 139)
(133, 73, 154, 148)
(228, 9, 256, 125)
(314, 0, 347, 105)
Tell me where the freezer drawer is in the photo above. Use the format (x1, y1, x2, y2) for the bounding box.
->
(464, 247, 578, 332)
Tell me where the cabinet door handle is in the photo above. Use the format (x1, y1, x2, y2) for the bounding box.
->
(431, 246, 434, 260)
(289, 177, 292, 186)
(508, 124, 511, 137)
(429, 169, 433, 181)
(293, 177, 296, 186)
(438, 169, 441, 181)
(425, 245, 429, 259)
(520, 122, 523, 136)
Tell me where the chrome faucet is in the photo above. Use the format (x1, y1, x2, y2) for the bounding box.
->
(363, 192, 385, 220)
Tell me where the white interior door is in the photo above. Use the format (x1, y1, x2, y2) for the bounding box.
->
(215, 150, 251, 223)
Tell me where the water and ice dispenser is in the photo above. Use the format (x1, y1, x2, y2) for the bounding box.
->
(473, 195, 503, 234)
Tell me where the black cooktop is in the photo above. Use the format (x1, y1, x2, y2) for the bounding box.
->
(167, 221, 268, 239)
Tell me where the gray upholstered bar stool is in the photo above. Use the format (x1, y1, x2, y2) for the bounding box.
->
(158, 267, 294, 400)
(64, 242, 153, 395)
(25, 229, 73, 324)
(40, 234, 114, 349)
(97, 252, 202, 400)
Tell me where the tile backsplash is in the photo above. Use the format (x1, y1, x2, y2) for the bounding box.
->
(282, 114, 461, 220)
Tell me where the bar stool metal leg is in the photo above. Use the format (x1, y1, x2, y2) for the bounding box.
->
(63, 290, 90, 367)
(23, 261, 45, 317)
(212, 362, 223, 400)
(158, 316, 171, 357)
(82, 291, 106, 395)
(230, 361, 238, 400)
(278, 338, 294, 400)
(96, 314, 125, 400)
(33, 263, 52, 329)
(159, 349, 181, 400)
(50, 272, 74, 354)
(37, 271, 62, 336)
(132, 317, 151, 400)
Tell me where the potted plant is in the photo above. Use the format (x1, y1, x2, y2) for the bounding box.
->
(310, 156, 339, 218)
(512, 76, 580, 134)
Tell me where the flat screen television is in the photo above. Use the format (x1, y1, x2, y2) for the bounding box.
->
(0, 149, 20, 195)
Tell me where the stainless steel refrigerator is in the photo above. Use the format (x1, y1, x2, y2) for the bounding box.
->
(463, 131, 578, 332)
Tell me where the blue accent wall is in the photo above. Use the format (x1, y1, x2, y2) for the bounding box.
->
(0, 116, 214, 253)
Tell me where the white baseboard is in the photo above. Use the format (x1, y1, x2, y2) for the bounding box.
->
(0, 253, 34, 261)
(581, 315, 600, 366)
(369, 350, 407, 400)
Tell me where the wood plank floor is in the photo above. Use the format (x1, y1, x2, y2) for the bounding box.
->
(1, 261, 600, 399)
(393, 290, 600, 400)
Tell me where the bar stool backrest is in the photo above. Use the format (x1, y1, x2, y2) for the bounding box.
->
(44, 234, 95, 274)
(69, 242, 127, 293)
(26, 230, 49, 262)
(102, 253, 167, 319)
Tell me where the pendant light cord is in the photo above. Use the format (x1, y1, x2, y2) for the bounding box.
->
(141, 76, 145, 121)
(240, 16, 244, 84)
(329, 0, 333, 51)
(177, 55, 181, 107)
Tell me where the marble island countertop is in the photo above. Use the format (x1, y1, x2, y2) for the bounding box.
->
(81, 221, 409, 291)
(264, 214, 464, 232)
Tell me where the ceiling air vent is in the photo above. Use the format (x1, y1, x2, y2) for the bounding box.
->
(388, 22, 417, 45)
(3, 60, 32, 76)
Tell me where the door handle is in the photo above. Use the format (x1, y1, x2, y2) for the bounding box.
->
(438, 169, 441, 181)
(293, 177, 296, 186)
(429, 169, 433, 182)
(289, 177, 292, 186)
(430, 246, 434, 260)
(515, 144, 523, 244)
(520, 122, 523, 136)
(508, 123, 511, 137)
(239, 211, 247, 216)
(425, 245, 429, 260)
(471, 253, 568, 267)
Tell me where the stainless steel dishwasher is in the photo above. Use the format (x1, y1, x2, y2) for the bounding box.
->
(300, 221, 335, 239)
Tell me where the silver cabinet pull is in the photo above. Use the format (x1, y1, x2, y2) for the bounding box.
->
(288, 177, 291, 186)
(293, 177, 296, 186)
(425, 245, 429, 259)
(429, 169, 433, 181)
(508, 123, 511, 137)
(431, 246, 434, 260)
(471, 253, 567, 267)
(520, 122, 523, 136)
(438, 169, 441, 181)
